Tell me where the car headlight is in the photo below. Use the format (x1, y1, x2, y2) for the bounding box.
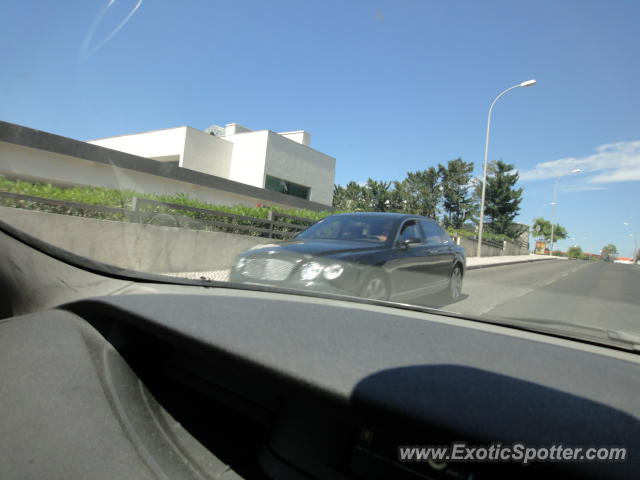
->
(300, 262, 324, 281)
(236, 257, 247, 270)
(300, 262, 345, 281)
(322, 264, 344, 280)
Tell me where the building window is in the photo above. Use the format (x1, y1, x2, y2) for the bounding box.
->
(265, 175, 310, 200)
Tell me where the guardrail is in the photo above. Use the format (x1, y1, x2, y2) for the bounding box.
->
(454, 233, 507, 249)
(453, 233, 529, 255)
(0, 190, 140, 221)
(132, 198, 314, 239)
(483, 238, 504, 249)
(0, 191, 315, 240)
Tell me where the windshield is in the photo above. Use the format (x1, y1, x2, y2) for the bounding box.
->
(1, 0, 639, 351)
(297, 215, 395, 243)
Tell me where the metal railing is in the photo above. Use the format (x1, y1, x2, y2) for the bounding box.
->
(0, 190, 141, 220)
(131, 198, 314, 239)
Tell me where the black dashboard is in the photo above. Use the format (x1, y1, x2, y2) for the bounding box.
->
(0, 222, 638, 479)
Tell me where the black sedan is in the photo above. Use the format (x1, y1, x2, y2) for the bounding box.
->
(230, 213, 466, 303)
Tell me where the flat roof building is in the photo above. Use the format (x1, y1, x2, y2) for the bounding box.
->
(88, 123, 336, 206)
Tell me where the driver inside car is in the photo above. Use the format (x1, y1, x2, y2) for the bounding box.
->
(341, 223, 365, 240)
(369, 220, 394, 242)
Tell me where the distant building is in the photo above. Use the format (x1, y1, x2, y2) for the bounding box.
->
(0, 121, 334, 212)
(614, 257, 634, 264)
(88, 123, 336, 206)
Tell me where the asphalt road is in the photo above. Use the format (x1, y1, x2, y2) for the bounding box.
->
(439, 260, 640, 334)
(170, 258, 640, 336)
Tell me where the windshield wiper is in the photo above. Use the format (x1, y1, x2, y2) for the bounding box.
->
(607, 330, 640, 352)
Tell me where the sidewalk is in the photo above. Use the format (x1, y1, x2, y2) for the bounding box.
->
(466, 254, 563, 270)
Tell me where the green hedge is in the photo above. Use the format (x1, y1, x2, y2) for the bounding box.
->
(0, 177, 335, 235)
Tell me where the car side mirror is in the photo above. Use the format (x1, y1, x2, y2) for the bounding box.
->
(398, 237, 421, 249)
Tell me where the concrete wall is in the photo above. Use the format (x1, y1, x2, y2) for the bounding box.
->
(0, 206, 275, 273)
(225, 123, 252, 135)
(90, 127, 236, 178)
(502, 240, 530, 256)
(182, 127, 234, 178)
(224, 130, 269, 188)
(89, 127, 187, 162)
(278, 131, 311, 146)
(265, 131, 335, 205)
(456, 236, 529, 257)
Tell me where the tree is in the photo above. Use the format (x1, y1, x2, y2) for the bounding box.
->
(481, 160, 524, 238)
(393, 167, 441, 218)
(532, 217, 569, 243)
(333, 179, 395, 212)
(332, 182, 366, 211)
(438, 158, 476, 229)
(363, 178, 392, 211)
(601, 244, 618, 262)
(567, 245, 583, 259)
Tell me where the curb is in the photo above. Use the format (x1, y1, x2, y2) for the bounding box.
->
(466, 257, 560, 271)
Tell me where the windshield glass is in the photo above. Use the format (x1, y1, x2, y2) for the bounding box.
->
(298, 215, 394, 243)
(1, 0, 639, 351)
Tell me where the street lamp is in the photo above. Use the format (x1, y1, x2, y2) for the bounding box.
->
(623, 222, 637, 260)
(477, 79, 537, 257)
(548, 168, 581, 255)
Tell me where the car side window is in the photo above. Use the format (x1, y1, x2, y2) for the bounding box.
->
(436, 225, 452, 244)
(420, 220, 445, 245)
(398, 220, 423, 243)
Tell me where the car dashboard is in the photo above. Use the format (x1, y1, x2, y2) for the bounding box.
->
(0, 222, 639, 480)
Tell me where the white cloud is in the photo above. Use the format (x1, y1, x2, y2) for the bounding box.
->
(519, 140, 640, 184)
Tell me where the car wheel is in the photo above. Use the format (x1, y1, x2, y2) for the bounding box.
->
(361, 274, 389, 300)
(447, 264, 463, 301)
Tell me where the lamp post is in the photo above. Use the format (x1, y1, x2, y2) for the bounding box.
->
(477, 79, 537, 257)
(548, 168, 581, 255)
(624, 223, 638, 261)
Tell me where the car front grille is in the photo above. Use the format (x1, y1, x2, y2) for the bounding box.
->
(242, 258, 295, 281)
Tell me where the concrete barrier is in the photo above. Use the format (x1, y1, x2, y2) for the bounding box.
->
(0, 206, 275, 273)
(0, 206, 531, 272)
(456, 235, 529, 257)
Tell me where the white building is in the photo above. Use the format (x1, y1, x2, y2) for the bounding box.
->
(88, 123, 336, 206)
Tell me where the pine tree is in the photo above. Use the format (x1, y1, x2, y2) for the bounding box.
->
(394, 167, 440, 218)
(438, 158, 475, 229)
(482, 160, 523, 237)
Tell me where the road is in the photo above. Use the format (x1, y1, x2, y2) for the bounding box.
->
(168, 259, 640, 335)
(442, 260, 640, 334)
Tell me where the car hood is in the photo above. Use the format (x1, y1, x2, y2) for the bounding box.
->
(241, 238, 386, 258)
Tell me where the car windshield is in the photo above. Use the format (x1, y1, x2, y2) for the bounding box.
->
(297, 216, 395, 243)
(1, 0, 639, 352)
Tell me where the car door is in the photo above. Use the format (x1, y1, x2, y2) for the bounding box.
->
(386, 219, 433, 301)
(420, 219, 455, 287)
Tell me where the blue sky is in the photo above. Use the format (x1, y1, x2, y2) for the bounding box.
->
(2, 0, 639, 256)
